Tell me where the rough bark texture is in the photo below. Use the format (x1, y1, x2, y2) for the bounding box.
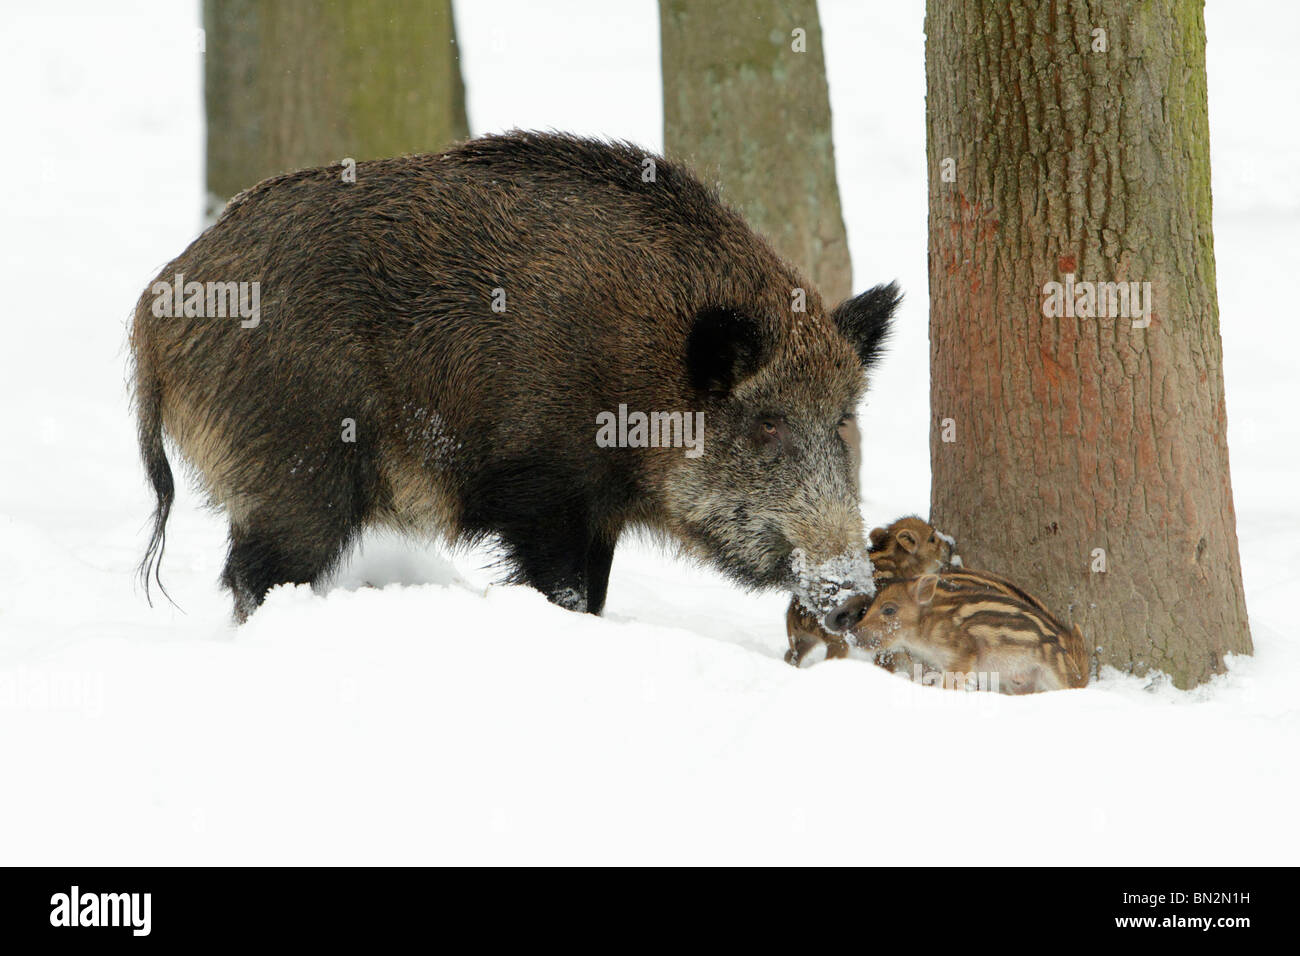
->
(659, 0, 852, 304)
(925, 0, 1251, 687)
(204, 0, 468, 207)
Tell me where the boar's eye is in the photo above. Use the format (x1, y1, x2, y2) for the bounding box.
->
(754, 416, 788, 453)
(882, 603, 898, 617)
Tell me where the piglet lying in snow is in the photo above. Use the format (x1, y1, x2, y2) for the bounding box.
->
(783, 515, 1092, 693)
(833, 573, 1091, 694)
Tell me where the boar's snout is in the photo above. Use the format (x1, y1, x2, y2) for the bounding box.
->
(789, 541, 875, 620)
(824, 593, 870, 633)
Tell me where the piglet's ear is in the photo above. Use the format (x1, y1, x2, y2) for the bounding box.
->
(832, 281, 901, 371)
(686, 306, 766, 396)
(896, 529, 919, 553)
(868, 527, 890, 550)
(914, 574, 939, 605)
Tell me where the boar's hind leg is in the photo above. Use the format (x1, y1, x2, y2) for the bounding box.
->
(221, 514, 350, 623)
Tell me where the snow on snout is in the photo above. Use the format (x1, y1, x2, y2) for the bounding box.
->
(790, 547, 876, 617)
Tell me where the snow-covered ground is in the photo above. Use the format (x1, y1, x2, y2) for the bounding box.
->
(1, 1, 1296, 864)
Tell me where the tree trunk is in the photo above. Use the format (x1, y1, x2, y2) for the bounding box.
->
(659, 0, 852, 304)
(204, 0, 468, 209)
(925, 0, 1251, 687)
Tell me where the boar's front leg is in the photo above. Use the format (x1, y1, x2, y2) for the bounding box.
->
(501, 520, 617, 615)
(583, 534, 616, 615)
(462, 459, 618, 615)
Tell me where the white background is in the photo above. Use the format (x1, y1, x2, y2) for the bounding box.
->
(0, 1, 1295, 863)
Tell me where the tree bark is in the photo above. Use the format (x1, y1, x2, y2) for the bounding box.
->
(204, 0, 468, 208)
(925, 0, 1251, 687)
(659, 0, 852, 304)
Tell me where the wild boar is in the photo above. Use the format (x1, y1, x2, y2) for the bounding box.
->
(131, 131, 899, 621)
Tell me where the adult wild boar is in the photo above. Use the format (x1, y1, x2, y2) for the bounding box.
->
(131, 131, 899, 621)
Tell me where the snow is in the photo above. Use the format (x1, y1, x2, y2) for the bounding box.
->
(1, 0, 1297, 864)
(790, 546, 876, 616)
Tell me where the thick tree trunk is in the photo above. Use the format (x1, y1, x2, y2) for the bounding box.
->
(925, 0, 1251, 687)
(204, 0, 468, 208)
(659, 0, 852, 304)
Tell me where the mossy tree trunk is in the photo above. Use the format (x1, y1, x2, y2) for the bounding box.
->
(659, 0, 852, 304)
(204, 0, 468, 208)
(925, 0, 1251, 687)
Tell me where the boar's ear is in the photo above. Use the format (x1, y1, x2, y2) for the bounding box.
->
(832, 281, 901, 371)
(896, 528, 919, 553)
(914, 574, 939, 605)
(686, 306, 766, 396)
(868, 526, 890, 550)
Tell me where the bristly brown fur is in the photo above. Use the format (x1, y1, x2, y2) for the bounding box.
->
(130, 131, 899, 620)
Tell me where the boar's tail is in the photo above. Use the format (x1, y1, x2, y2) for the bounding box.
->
(136, 369, 177, 608)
